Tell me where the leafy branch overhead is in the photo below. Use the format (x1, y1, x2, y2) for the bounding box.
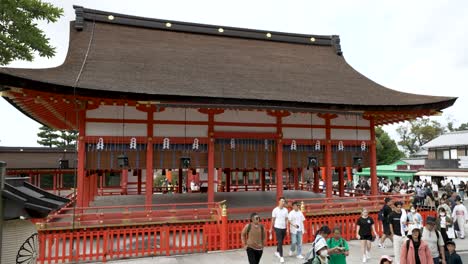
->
(37, 125, 77, 148)
(0, 0, 63, 65)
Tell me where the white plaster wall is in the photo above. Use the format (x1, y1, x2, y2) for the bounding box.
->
(86, 105, 146, 120)
(214, 126, 276, 133)
(283, 112, 325, 125)
(214, 110, 276, 123)
(331, 114, 370, 126)
(154, 124, 208, 137)
(331, 129, 370, 140)
(282, 128, 326, 139)
(86, 122, 147, 136)
(154, 108, 208, 121)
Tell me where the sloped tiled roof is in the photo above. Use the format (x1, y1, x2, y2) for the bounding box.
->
(423, 130, 468, 149)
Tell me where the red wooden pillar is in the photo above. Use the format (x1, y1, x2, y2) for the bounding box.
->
(276, 138, 283, 200)
(369, 117, 378, 196)
(220, 205, 228, 251)
(313, 167, 320, 193)
(146, 139, 154, 206)
(178, 168, 183, 194)
(346, 166, 352, 181)
(52, 173, 57, 193)
(207, 113, 215, 203)
(121, 169, 128, 195)
(338, 167, 345, 197)
(76, 110, 86, 209)
(319, 113, 337, 199)
(137, 169, 142, 194)
(294, 168, 299, 190)
(83, 172, 90, 207)
(261, 169, 266, 191)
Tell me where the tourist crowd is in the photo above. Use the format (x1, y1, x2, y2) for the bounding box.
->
(241, 187, 466, 264)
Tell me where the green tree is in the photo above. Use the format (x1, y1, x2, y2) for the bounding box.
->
(375, 127, 404, 164)
(57, 130, 77, 148)
(0, 0, 63, 65)
(447, 121, 468, 132)
(396, 118, 445, 154)
(37, 125, 59, 147)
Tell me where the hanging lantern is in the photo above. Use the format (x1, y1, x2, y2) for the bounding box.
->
(192, 138, 199, 150)
(338, 141, 344, 151)
(230, 138, 236, 150)
(315, 140, 321, 151)
(180, 157, 191, 168)
(353, 156, 363, 172)
(96, 137, 104, 150)
(290, 140, 297, 151)
(118, 154, 129, 168)
(360, 141, 367, 151)
(307, 156, 318, 170)
(129, 137, 137, 150)
(163, 138, 170, 150)
(59, 159, 69, 169)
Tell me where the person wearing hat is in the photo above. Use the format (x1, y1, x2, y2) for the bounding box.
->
(380, 255, 393, 264)
(451, 196, 468, 239)
(400, 227, 433, 264)
(311, 239, 329, 264)
(445, 241, 462, 264)
(422, 216, 446, 264)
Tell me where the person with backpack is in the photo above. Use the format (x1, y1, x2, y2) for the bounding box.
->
(379, 197, 394, 248)
(288, 201, 306, 259)
(304, 225, 337, 264)
(400, 227, 433, 264)
(241, 212, 266, 264)
(422, 216, 446, 264)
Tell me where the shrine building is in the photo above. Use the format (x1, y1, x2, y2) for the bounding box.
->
(0, 6, 456, 209)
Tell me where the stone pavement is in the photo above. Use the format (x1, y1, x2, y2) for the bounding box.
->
(94, 232, 468, 264)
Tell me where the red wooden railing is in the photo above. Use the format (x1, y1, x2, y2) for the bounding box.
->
(37, 206, 436, 263)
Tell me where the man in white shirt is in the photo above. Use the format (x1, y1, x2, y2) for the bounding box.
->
(422, 216, 446, 264)
(270, 197, 288, 263)
(288, 201, 306, 259)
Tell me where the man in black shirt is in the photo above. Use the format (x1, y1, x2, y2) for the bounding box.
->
(389, 201, 405, 264)
(379, 197, 393, 248)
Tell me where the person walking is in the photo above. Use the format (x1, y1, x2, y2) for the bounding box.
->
(445, 241, 462, 264)
(379, 197, 394, 248)
(270, 197, 288, 263)
(288, 201, 306, 259)
(436, 207, 454, 248)
(389, 201, 407, 264)
(458, 181, 465, 202)
(407, 206, 423, 233)
(452, 196, 468, 239)
(400, 227, 433, 264)
(356, 208, 378, 263)
(327, 227, 349, 264)
(241, 212, 266, 264)
(422, 216, 446, 264)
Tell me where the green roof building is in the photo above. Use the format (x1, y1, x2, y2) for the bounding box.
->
(355, 160, 416, 182)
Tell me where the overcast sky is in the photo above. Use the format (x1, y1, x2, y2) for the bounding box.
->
(1, 0, 467, 146)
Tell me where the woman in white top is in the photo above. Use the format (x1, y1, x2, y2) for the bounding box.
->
(407, 206, 423, 233)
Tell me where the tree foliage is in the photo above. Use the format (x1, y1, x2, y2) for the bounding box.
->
(447, 122, 468, 132)
(375, 127, 404, 165)
(37, 125, 59, 147)
(37, 126, 77, 148)
(0, 0, 63, 65)
(396, 118, 445, 154)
